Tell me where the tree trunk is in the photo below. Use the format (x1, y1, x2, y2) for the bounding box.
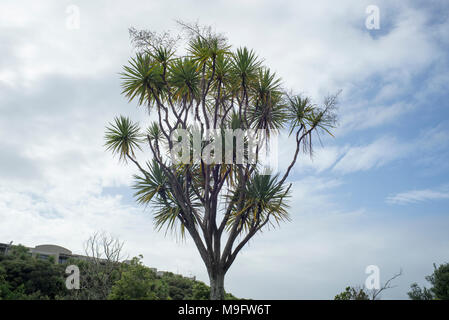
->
(209, 271, 225, 300)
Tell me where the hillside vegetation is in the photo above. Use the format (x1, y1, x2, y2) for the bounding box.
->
(0, 245, 238, 300)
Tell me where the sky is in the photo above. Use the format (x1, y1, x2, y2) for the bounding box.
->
(0, 0, 448, 299)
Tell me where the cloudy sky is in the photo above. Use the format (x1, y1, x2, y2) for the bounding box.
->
(1, 0, 449, 299)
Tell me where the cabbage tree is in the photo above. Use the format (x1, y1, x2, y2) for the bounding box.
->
(105, 22, 338, 300)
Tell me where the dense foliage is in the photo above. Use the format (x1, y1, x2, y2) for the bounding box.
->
(0, 245, 65, 299)
(408, 262, 449, 300)
(334, 286, 369, 300)
(3, 246, 446, 300)
(108, 256, 237, 300)
(0, 247, 237, 300)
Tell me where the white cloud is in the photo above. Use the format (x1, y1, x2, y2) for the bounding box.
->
(332, 125, 449, 175)
(387, 188, 449, 205)
(333, 136, 406, 173)
(337, 102, 413, 135)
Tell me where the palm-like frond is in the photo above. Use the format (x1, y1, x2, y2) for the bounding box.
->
(248, 68, 285, 131)
(133, 160, 168, 205)
(150, 46, 175, 68)
(188, 36, 231, 66)
(104, 116, 142, 162)
(120, 53, 164, 106)
(226, 174, 290, 233)
(188, 36, 213, 66)
(249, 101, 287, 132)
(146, 121, 163, 141)
(311, 94, 339, 136)
(133, 160, 201, 238)
(231, 47, 261, 85)
(168, 58, 201, 100)
(287, 95, 338, 137)
(252, 68, 282, 99)
(214, 53, 232, 83)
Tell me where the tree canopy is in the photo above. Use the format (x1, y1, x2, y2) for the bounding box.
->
(0, 245, 236, 300)
(105, 22, 338, 299)
(408, 262, 449, 300)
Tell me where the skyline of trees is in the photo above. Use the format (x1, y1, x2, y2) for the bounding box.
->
(1, 243, 447, 300)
